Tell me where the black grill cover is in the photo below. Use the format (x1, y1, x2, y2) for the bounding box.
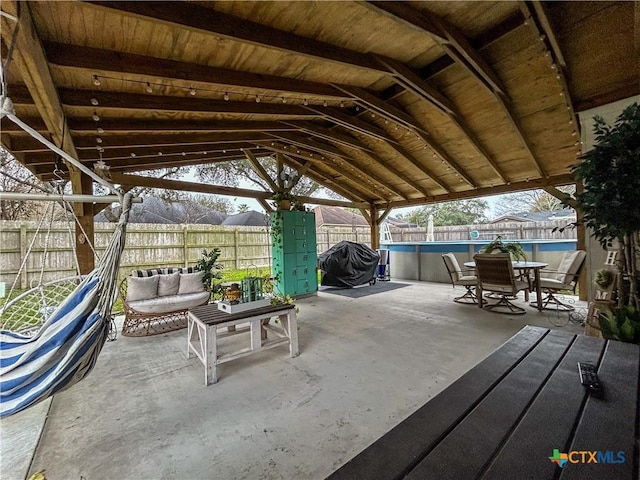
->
(318, 241, 380, 288)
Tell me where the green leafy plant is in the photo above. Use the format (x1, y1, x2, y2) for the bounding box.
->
(480, 236, 527, 261)
(271, 190, 296, 210)
(194, 248, 224, 294)
(599, 305, 640, 344)
(594, 268, 615, 289)
(572, 102, 640, 308)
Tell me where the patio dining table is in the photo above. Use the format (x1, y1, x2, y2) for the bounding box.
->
(464, 260, 548, 311)
(328, 325, 640, 480)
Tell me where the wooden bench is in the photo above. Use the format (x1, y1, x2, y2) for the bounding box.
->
(328, 326, 639, 480)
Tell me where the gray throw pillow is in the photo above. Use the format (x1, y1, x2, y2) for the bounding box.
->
(157, 272, 180, 297)
(178, 271, 205, 294)
(126, 276, 159, 302)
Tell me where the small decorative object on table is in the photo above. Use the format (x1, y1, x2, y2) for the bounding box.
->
(218, 267, 270, 313)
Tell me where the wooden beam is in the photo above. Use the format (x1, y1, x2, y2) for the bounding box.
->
(283, 121, 376, 153)
(71, 132, 274, 152)
(59, 89, 317, 117)
(244, 151, 278, 192)
(380, 173, 575, 209)
(266, 132, 354, 160)
(384, 142, 449, 194)
(69, 168, 95, 273)
(333, 84, 430, 136)
(377, 207, 393, 225)
(376, 56, 455, 114)
(307, 107, 399, 144)
(88, 1, 388, 74)
(0, 1, 84, 209)
(43, 42, 347, 100)
(363, 2, 448, 43)
(543, 185, 577, 209)
(258, 199, 274, 213)
(370, 205, 380, 250)
(414, 132, 477, 188)
(520, 1, 580, 137)
(66, 118, 298, 133)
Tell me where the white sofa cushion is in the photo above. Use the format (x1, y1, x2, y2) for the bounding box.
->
(158, 272, 180, 297)
(126, 276, 159, 302)
(178, 271, 205, 294)
(128, 291, 210, 314)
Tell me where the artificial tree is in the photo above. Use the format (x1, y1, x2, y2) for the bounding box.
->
(572, 102, 640, 310)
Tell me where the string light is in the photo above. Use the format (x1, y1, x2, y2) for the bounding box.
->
(223, 92, 230, 101)
(92, 111, 100, 122)
(255, 95, 261, 103)
(323, 100, 328, 107)
(145, 82, 153, 93)
(130, 152, 136, 157)
(97, 127, 104, 134)
(281, 97, 287, 104)
(340, 101, 345, 108)
(92, 75, 101, 86)
(303, 99, 308, 106)
(189, 87, 197, 96)
(90, 98, 99, 106)
(96, 137, 103, 144)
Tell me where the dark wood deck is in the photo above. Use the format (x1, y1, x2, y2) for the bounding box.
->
(327, 326, 640, 480)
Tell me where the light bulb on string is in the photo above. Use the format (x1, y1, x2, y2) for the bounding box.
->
(90, 98, 99, 106)
(96, 137, 103, 144)
(303, 99, 308, 106)
(282, 97, 287, 104)
(340, 101, 345, 108)
(97, 127, 104, 134)
(92, 111, 100, 122)
(323, 100, 328, 107)
(145, 82, 153, 93)
(189, 87, 196, 96)
(92, 75, 101, 86)
(223, 92, 230, 101)
(255, 95, 261, 103)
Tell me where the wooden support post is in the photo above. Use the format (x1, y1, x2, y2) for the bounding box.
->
(70, 170, 95, 274)
(576, 180, 587, 301)
(19, 223, 27, 289)
(370, 205, 380, 250)
(276, 153, 284, 190)
(183, 225, 189, 267)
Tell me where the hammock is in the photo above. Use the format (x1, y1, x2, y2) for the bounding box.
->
(0, 96, 133, 417)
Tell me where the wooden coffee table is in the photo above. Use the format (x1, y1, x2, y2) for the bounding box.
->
(187, 303, 298, 385)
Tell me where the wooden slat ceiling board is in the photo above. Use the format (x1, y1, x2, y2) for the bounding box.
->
(1, 0, 636, 209)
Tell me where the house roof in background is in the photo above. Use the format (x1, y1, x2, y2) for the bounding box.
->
(94, 196, 227, 224)
(313, 205, 368, 227)
(490, 209, 576, 223)
(221, 210, 270, 226)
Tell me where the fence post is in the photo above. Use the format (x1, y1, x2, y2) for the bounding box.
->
(234, 229, 240, 269)
(183, 225, 189, 267)
(20, 223, 27, 289)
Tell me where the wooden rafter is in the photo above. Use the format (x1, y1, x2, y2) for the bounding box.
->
(282, 156, 367, 203)
(376, 56, 455, 114)
(520, 1, 580, 137)
(283, 121, 376, 153)
(43, 42, 348, 100)
(413, 132, 476, 188)
(307, 107, 399, 144)
(106, 171, 367, 208)
(88, 1, 389, 75)
(265, 132, 354, 161)
(333, 84, 430, 136)
(384, 142, 449, 194)
(543, 185, 577, 209)
(66, 118, 298, 133)
(367, 1, 546, 179)
(379, 57, 508, 182)
(382, 173, 575, 209)
(57, 89, 318, 117)
(244, 150, 278, 192)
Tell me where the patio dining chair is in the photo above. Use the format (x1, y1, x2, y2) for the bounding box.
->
(442, 253, 483, 305)
(533, 250, 586, 311)
(473, 253, 530, 315)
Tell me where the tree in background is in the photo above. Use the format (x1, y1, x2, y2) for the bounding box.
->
(398, 199, 489, 227)
(195, 156, 339, 199)
(0, 148, 51, 220)
(236, 204, 250, 213)
(493, 187, 575, 216)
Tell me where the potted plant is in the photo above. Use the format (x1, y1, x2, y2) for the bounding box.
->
(572, 102, 640, 311)
(599, 305, 640, 344)
(194, 248, 224, 298)
(480, 236, 527, 261)
(272, 190, 295, 210)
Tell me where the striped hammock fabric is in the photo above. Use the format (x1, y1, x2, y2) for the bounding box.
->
(1, 272, 109, 417)
(0, 193, 133, 418)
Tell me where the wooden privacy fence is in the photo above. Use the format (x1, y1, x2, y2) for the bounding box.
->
(0, 222, 272, 289)
(0, 219, 575, 289)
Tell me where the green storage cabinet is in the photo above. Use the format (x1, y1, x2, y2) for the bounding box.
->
(271, 211, 318, 297)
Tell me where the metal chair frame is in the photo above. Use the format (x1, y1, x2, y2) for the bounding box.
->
(442, 253, 484, 305)
(474, 253, 530, 315)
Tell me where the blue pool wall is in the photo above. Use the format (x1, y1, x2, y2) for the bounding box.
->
(380, 239, 577, 283)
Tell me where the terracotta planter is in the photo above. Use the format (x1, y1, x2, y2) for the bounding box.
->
(277, 200, 291, 210)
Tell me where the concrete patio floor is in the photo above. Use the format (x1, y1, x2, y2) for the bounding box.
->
(2, 281, 587, 480)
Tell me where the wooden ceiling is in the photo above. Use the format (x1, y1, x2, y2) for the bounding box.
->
(1, 1, 637, 209)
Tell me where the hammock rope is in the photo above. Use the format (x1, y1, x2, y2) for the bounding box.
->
(0, 94, 133, 417)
